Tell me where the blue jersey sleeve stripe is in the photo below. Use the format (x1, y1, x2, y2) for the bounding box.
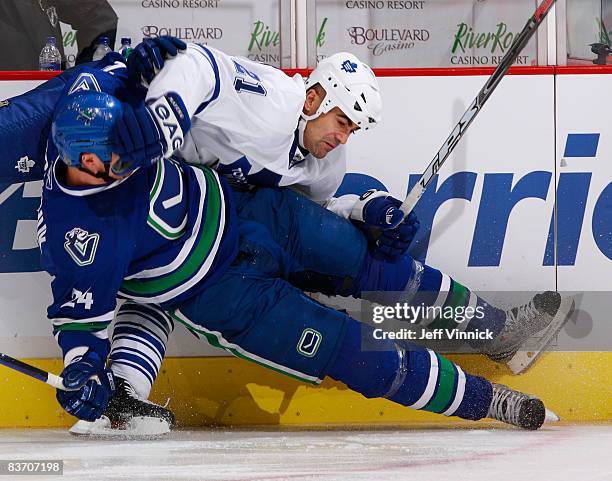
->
(288, 129, 299, 168)
(194, 44, 221, 115)
(53, 322, 110, 334)
(51, 310, 115, 332)
(50, 310, 115, 324)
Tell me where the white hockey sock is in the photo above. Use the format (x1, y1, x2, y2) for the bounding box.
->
(109, 302, 174, 399)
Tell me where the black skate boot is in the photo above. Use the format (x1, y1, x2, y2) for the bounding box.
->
(485, 291, 574, 374)
(486, 383, 546, 430)
(69, 377, 175, 438)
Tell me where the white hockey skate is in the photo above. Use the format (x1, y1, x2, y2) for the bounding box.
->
(485, 292, 574, 374)
(69, 377, 175, 439)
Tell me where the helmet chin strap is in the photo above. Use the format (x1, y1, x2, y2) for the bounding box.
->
(299, 99, 328, 149)
(298, 117, 309, 149)
(78, 163, 115, 183)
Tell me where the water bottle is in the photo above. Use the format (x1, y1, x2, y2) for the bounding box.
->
(39, 37, 62, 71)
(92, 36, 112, 61)
(118, 37, 133, 59)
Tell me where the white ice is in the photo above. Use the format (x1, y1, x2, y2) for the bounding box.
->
(0, 425, 610, 481)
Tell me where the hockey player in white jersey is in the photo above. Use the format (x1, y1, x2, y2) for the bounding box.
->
(139, 44, 372, 206)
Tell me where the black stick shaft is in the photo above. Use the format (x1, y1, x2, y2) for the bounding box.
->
(0, 352, 66, 389)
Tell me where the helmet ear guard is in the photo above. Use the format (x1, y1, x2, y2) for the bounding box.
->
(52, 91, 123, 170)
(303, 52, 382, 132)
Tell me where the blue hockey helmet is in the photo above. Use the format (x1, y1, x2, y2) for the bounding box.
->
(52, 91, 122, 167)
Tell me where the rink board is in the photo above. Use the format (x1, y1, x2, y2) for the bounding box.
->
(0, 353, 610, 428)
(1, 69, 611, 426)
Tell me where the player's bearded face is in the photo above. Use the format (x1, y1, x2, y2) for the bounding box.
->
(303, 107, 357, 159)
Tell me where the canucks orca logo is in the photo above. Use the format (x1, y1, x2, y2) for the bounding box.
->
(341, 60, 358, 73)
(297, 328, 322, 357)
(76, 108, 97, 126)
(64, 228, 100, 266)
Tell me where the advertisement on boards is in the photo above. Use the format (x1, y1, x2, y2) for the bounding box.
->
(60, 0, 282, 67)
(1, 72, 611, 357)
(316, 0, 538, 67)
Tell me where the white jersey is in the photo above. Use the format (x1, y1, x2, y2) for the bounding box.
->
(146, 44, 347, 204)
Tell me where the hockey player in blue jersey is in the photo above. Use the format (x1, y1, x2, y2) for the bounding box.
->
(41, 81, 562, 437)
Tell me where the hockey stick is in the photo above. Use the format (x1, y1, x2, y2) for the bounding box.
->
(0, 352, 68, 390)
(399, 0, 556, 216)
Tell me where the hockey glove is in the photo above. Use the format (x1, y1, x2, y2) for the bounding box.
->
(128, 36, 187, 88)
(350, 189, 420, 261)
(56, 349, 115, 422)
(111, 93, 191, 174)
(376, 210, 419, 260)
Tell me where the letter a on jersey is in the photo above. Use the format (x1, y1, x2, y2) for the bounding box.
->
(68, 73, 102, 96)
(64, 228, 100, 266)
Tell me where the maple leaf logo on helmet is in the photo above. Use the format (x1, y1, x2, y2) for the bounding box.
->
(341, 60, 358, 73)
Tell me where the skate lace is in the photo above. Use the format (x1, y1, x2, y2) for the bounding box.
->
(488, 386, 524, 426)
(124, 382, 138, 398)
(505, 301, 539, 330)
(122, 381, 158, 407)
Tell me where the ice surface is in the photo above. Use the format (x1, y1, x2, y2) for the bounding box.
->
(0, 425, 610, 481)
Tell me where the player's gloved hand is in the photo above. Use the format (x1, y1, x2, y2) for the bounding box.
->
(350, 189, 420, 261)
(56, 349, 115, 422)
(112, 101, 164, 174)
(128, 36, 187, 88)
(111, 93, 191, 174)
(376, 210, 419, 260)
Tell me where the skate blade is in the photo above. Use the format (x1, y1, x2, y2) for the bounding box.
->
(506, 296, 575, 374)
(545, 408, 560, 423)
(69, 415, 171, 439)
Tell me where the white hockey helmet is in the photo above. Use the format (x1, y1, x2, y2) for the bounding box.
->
(303, 52, 382, 132)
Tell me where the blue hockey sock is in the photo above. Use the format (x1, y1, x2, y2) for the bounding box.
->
(350, 251, 426, 305)
(327, 318, 493, 421)
(413, 266, 506, 338)
(109, 302, 174, 398)
(353, 252, 506, 338)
